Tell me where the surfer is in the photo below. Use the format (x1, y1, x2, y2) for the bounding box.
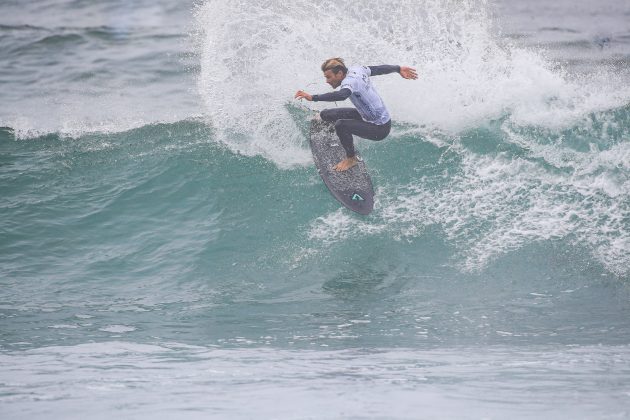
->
(295, 58, 418, 171)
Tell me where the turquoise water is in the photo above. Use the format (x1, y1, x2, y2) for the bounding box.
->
(1, 0, 630, 418)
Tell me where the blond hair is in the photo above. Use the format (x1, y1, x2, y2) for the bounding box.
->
(321, 57, 347, 74)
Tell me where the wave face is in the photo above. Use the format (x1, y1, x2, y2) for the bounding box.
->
(1, 0, 630, 418)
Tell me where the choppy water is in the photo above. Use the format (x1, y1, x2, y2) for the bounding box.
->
(1, 0, 630, 419)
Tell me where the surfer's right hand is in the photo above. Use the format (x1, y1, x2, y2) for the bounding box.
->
(294, 90, 313, 101)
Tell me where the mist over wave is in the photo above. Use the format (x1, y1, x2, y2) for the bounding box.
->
(194, 0, 630, 165)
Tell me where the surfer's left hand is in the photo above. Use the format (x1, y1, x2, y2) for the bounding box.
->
(294, 90, 313, 101)
(400, 66, 418, 80)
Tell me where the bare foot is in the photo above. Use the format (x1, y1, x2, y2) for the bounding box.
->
(333, 156, 359, 172)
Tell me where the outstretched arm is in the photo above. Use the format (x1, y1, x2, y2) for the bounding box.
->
(368, 65, 400, 76)
(294, 88, 352, 102)
(369, 65, 418, 79)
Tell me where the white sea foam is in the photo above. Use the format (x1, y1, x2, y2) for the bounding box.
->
(194, 0, 630, 167)
(99, 325, 137, 333)
(307, 208, 387, 243)
(308, 144, 629, 276)
(5, 107, 198, 141)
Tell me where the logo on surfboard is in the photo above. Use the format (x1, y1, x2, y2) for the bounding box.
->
(351, 193, 364, 201)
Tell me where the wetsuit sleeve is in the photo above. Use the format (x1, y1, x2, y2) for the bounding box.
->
(368, 65, 401, 76)
(312, 88, 352, 102)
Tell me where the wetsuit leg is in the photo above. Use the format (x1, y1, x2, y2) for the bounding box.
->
(335, 119, 391, 157)
(320, 108, 391, 157)
(320, 108, 361, 122)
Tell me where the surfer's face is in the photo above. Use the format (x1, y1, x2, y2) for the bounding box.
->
(323, 69, 345, 89)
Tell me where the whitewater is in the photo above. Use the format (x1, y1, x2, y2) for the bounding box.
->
(1, 0, 629, 418)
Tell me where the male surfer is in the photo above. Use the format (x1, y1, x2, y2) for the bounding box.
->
(295, 58, 417, 171)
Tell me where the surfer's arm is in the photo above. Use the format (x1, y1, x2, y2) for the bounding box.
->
(312, 88, 351, 102)
(369, 65, 418, 79)
(368, 65, 401, 76)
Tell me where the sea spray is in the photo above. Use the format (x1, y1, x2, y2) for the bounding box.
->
(194, 0, 630, 162)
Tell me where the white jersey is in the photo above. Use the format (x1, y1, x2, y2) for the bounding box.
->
(340, 65, 391, 125)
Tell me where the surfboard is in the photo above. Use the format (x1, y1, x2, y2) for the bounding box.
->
(309, 114, 375, 215)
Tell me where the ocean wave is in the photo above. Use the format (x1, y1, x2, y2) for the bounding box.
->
(306, 105, 630, 277)
(9, 33, 87, 55)
(2, 109, 628, 280)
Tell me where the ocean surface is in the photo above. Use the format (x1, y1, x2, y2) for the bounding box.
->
(1, 0, 630, 418)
